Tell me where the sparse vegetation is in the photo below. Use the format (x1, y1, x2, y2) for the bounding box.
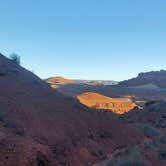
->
(156, 117, 166, 128)
(0, 131, 5, 144)
(4, 120, 24, 136)
(107, 159, 151, 166)
(9, 53, 21, 65)
(0, 111, 6, 121)
(91, 147, 107, 160)
(36, 152, 51, 166)
(135, 123, 159, 138)
(157, 148, 166, 162)
(106, 146, 151, 166)
(152, 135, 166, 148)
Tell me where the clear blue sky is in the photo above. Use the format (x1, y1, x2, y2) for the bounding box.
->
(0, 0, 166, 81)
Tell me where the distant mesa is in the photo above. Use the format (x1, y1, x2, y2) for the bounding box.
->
(77, 92, 138, 114)
(77, 79, 118, 85)
(46, 76, 118, 89)
(46, 76, 77, 88)
(84, 81, 105, 86)
(119, 70, 166, 88)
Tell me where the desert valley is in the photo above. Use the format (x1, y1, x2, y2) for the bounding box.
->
(1, 1, 166, 165)
(0, 53, 165, 166)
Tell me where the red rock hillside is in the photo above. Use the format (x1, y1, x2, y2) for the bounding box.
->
(0, 54, 145, 166)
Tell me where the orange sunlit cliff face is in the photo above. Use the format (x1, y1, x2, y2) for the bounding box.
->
(77, 92, 138, 114)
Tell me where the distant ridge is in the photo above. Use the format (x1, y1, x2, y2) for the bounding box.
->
(46, 76, 118, 89)
(119, 70, 166, 88)
(76, 79, 118, 85)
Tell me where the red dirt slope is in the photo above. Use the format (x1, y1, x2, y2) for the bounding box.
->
(0, 54, 144, 166)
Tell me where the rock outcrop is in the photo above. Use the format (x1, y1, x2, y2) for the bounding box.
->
(77, 92, 137, 114)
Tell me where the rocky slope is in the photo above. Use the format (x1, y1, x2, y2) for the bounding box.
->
(77, 92, 137, 114)
(92, 100, 166, 166)
(0, 54, 144, 166)
(119, 70, 166, 88)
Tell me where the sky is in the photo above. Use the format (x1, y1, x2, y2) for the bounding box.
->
(0, 0, 166, 81)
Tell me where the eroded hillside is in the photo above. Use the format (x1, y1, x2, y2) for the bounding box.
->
(0, 54, 144, 165)
(0, 54, 165, 166)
